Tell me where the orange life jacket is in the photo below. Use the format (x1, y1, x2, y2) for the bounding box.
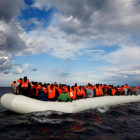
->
(37, 84, 41, 90)
(134, 87, 139, 93)
(95, 86, 101, 96)
(68, 87, 74, 98)
(21, 79, 29, 89)
(42, 87, 47, 94)
(111, 89, 116, 96)
(117, 87, 121, 92)
(80, 87, 86, 98)
(48, 87, 56, 99)
(47, 85, 51, 90)
(17, 79, 22, 83)
(11, 83, 14, 86)
(74, 86, 79, 96)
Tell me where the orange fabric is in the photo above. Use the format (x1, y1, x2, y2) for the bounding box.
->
(47, 85, 51, 90)
(17, 79, 22, 83)
(62, 86, 68, 93)
(111, 89, 116, 96)
(80, 87, 86, 98)
(134, 87, 139, 93)
(68, 87, 76, 99)
(121, 85, 127, 94)
(99, 86, 102, 93)
(95, 86, 101, 96)
(42, 87, 47, 94)
(11, 83, 14, 86)
(74, 86, 79, 96)
(48, 87, 56, 99)
(117, 87, 121, 92)
(68, 87, 74, 98)
(21, 79, 29, 89)
(37, 84, 41, 89)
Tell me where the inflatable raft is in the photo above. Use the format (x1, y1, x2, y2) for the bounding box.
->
(1, 93, 140, 114)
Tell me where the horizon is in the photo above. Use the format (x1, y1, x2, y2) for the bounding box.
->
(0, 0, 140, 86)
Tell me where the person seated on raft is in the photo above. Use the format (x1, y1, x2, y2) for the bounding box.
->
(102, 84, 108, 96)
(30, 82, 39, 99)
(19, 76, 31, 97)
(67, 85, 74, 101)
(86, 83, 94, 98)
(94, 84, 102, 97)
(115, 85, 121, 96)
(12, 81, 16, 94)
(16, 78, 22, 94)
(47, 84, 59, 101)
(110, 85, 116, 96)
(74, 83, 79, 98)
(11, 81, 16, 86)
(78, 86, 86, 98)
(121, 84, 132, 96)
(126, 84, 132, 95)
(38, 84, 47, 101)
(133, 86, 139, 95)
(57, 87, 72, 102)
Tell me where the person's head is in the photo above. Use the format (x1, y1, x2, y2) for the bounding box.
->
(13, 81, 16, 84)
(20, 78, 22, 81)
(24, 76, 27, 82)
(35, 82, 38, 87)
(75, 83, 77, 86)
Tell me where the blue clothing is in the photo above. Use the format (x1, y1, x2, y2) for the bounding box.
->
(38, 90, 47, 101)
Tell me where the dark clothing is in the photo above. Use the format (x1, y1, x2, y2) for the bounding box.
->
(31, 88, 38, 99)
(19, 82, 31, 97)
(38, 90, 47, 101)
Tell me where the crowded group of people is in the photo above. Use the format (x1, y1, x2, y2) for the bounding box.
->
(11, 76, 140, 102)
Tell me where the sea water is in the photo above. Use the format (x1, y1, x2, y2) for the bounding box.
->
(0, 87, 140, 140)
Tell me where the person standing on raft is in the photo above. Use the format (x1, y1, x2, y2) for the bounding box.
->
(19, 76, 31, 97)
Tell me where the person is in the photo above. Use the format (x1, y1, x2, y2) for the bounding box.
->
(86, 83, 94, 97)
(111, 85, 116, 96)
(19, 76, 31, 96)
(95, 84, 101, 96)
(47, 84, 59, 101)
(11, 81, 15, 86)
(127, 85, 132, 95)
(16, 78, 22, 94)
(38, 85, 47, 101)
(74, 83, 79, 98)
(12, 81, 17, 94)
(57, 89, 71, 102)
(116, 85, 121, 96)
(67, 86, 74, 100)
(102, 84, 108, 96)
(30, 82, 39, 99)
(133, 86, 139, 95)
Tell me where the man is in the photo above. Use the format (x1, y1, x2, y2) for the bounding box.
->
(19, 76, 31, 96)
(133, 86, 139, 95)
(58, 89, 72, 102)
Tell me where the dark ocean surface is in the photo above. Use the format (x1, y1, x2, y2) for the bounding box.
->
(0, 87, 140, 140)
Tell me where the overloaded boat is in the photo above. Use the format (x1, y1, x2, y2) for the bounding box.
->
(1, 93, 140, 114)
